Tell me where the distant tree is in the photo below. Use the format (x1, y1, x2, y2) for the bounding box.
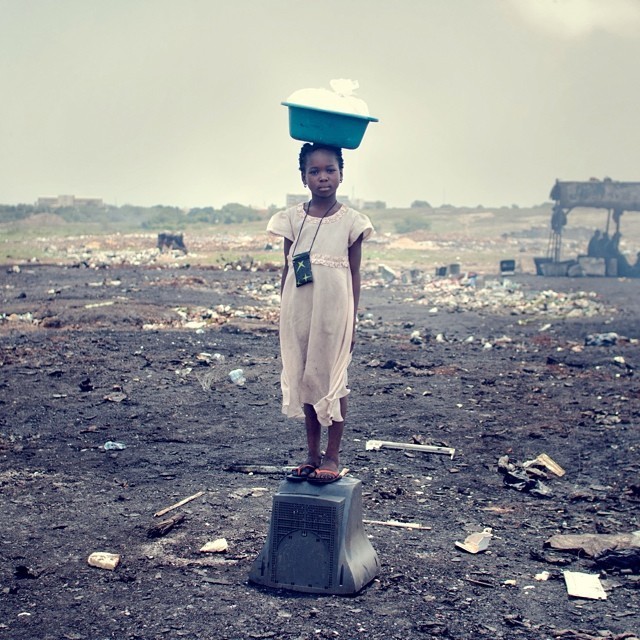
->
(0, 204, 37, 222)
(187, 206, 216, 223)
(410, 200, 431, 208)
(364, 201, 386, 210)
(219, 202, 261, 224)
(139, 205, 184, 230)
(394, 217, 431, 234)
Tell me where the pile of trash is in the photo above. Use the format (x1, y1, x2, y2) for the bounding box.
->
(402, 277, 614, 318)
(497, 453, 566, 497)
(143, 301, 280, 331)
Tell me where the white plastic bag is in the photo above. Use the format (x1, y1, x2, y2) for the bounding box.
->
(286, 79, 370, 116)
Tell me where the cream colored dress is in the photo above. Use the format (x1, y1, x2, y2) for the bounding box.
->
(267, 203, 374, 427)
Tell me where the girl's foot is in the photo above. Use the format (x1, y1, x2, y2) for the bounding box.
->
(286, 456, 322, 482)
(308, 456, 341, 484)
(307, 468, 342, 484)
(286, 463, 316, 482)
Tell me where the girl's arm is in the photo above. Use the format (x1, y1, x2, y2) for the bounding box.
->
(281, 238, 292, 295)
(348, 233, 364, 352)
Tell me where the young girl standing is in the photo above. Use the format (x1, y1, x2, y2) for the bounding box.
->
(267, 143, 374, 484)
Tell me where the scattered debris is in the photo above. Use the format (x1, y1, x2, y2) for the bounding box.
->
(197, 352, 225, 364)
(87, 552, 121, 571)
(497, 455, 556, 496)
(523, 453, 566, 477)
(551, 629, 639, 639)
(157, 232, 187, 254)
(465, 576, 495, 588)
(200, 538, 228, 553)
(103, 441, 127, 451)
(545, 532, 640, 557)
(594, 548, 640, 573)
(563, 570, 607, 600)
(585, 332, 619, 346)
(228, 487, 270, 499)
(103, 391, 127, 403)
(228, 368, 246, 385)
(154, 491, 205, 518)
(147, 512, 186, 538)
(378, 264, 398, 283)
(225, 464, 294, 475)
(366, 439, 455, 458)
(363, 519, 432, 531)
(455, 528, 493, 554)
(407, 278, 615, 318)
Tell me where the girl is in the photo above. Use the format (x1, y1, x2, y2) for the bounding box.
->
(267, 143, 374, 484)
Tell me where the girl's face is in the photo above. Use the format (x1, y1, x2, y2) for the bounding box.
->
(303, 149, 342, 200)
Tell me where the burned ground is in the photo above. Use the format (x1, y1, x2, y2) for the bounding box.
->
(1, 263, 639, 640)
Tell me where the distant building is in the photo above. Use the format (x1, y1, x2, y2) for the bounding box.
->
(36, 195, 103, 208)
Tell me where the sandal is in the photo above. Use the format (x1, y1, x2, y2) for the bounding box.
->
(286, 464, 316, 482)
(307, 468, 342, 484)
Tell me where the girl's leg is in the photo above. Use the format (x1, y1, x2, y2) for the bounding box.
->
(303, 403, 323, 467)
(318, 396, 348, 473)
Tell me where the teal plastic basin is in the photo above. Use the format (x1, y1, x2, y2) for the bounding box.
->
(282, 102, 378, 150)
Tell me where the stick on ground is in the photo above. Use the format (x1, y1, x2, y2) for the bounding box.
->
(154, 491, 205, 518)
(147, 512, 186, 538)
(363, 518, 432, 531)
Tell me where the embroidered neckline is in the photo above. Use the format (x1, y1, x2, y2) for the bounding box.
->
(295, 202, 347, 224)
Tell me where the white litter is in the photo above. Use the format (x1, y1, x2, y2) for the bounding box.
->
(454, 528, 493, 554)
(563, 570, 607, 600)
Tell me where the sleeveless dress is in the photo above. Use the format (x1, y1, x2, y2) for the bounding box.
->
(267, 203, 374, 426)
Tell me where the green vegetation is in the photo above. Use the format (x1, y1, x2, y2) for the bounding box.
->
(0, 202, 265, 233)
(393, 215, 431, 234)
(3, 200, 640, 273)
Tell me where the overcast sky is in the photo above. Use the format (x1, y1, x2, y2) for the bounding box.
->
(1, 0, 639, 209)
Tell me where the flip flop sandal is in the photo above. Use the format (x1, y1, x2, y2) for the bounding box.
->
(307, 468, 342, 484)
(286, 464, 316, 482)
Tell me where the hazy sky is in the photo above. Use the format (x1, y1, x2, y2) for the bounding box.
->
(2, 0, 639, 209)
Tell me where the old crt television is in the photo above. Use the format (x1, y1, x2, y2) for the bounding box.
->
(249, 476, 379, 594)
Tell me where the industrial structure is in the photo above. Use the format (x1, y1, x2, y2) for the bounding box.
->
(544, 178, 640, 276)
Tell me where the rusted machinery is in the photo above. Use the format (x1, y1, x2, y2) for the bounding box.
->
(547, 178, 640, 263)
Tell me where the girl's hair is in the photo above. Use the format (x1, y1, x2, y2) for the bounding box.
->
(298, 143, 344, 175)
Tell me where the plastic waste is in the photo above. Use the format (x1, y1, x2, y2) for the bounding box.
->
(455, 528, 493, 554)
(228, 369, 246, 385)
(585, 332, 619, 346)
(286, 79, 370, 116)
(104, 441, 126, 451)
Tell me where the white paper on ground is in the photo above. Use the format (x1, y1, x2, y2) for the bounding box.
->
(563, 571, 607, 600)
